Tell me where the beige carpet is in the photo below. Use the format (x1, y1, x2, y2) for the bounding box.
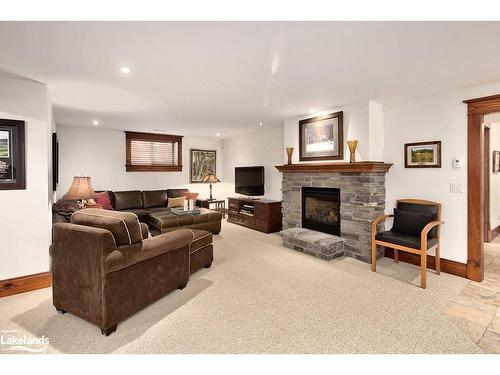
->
(0, 220, 482, 354)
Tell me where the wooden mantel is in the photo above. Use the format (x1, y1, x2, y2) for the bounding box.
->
(275, 161, 393, 173)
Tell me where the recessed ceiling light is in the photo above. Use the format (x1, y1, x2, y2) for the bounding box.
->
(120, 66, 131, 74)
(92, 120, 99, 125)
(216, 133, 221, 137)
(259, 121, 263, 127)
(308, 108, 315, 114)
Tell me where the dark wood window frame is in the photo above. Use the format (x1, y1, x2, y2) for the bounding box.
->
(125, 131, 183, 172)
(463, 93, 500, 282)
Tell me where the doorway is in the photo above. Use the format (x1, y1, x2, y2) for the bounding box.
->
(464, 95, 500, 282)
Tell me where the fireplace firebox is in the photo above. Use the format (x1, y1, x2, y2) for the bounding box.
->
(301, 187, 341, 236)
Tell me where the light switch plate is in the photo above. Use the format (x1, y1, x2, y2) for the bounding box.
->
(450, 183, 463, 193)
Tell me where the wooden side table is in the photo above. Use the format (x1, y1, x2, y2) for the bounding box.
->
(196, 199, 226, 219)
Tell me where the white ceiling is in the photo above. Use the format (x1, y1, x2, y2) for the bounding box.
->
(1, 22, 500, 138)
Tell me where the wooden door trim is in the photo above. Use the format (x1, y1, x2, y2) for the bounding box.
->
(463, 94, 500, 282)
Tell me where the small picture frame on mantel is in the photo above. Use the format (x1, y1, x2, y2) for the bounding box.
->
(404, 140, 441, 168)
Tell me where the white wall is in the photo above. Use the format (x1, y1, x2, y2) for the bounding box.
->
(283, 101, 371, 164)
(0, 76, 53, 280)
(56, 126, 223, 200)
(384, 79, 500, 263)
(221, 126, 284, 201)
(490, 122, 500, 229)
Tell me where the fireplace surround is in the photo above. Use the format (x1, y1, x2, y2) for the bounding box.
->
(277, 162, 393, 263)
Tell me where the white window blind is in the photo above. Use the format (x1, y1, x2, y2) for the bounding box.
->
(130, 140, 178, 166)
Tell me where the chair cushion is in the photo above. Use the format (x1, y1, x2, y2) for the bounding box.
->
(71, 208, 143, 246)
(376, 230, 438, 250)
(391, 208, 436, 237)
(142, 190, 168, 209)
(396, 202, 439, 238)
(113, 190, 143, 210)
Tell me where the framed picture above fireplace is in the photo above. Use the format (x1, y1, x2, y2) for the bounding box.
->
(299, 111, 344, 161)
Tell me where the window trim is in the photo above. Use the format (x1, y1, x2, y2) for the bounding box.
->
(125, 131, 183, 172)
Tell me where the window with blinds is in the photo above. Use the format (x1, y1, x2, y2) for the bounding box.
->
(125, 132, 183, 172)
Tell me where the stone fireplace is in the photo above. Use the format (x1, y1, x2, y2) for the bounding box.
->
(276, 162, 393, 263)
(302, 187, 341, 236)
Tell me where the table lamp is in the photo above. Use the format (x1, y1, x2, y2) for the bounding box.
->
(63, 176, 96, 208)
(202, 173, 220, 201)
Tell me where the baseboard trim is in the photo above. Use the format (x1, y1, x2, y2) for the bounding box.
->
(0, 272, 51, 298)
(489, 224, 500, 242)
(384, 249, 467, 278)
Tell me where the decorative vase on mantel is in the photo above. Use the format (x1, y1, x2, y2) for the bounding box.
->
(347, 140, 358, 163)
(286, 147, 294, 165)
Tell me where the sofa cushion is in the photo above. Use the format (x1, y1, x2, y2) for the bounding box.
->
(71, 208, 143, 246)
(391, 208, 436, 237)
(113, 190, 143, 210)
(120, 209, 150, 222)
(376, 230, 438, 250)
(168, 196, 186, 208)
(95, 191, 113, 210)
(142, 190, 168, 209)
(167, 189, 189, 198)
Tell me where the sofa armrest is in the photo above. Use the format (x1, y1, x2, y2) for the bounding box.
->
(140, 222, 150, 239)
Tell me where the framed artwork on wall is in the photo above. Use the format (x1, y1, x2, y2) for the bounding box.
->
(493, 151, 500, 173)
(190, 149, 216, 183)
(404, 140, 441, 168)
(299, 111, 344, 161)
(0, 118, 26, 190)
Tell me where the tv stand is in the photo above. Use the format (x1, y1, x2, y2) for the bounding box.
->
(228, 197, 282, 233)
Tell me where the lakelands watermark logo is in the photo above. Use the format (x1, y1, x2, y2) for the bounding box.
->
(1, 329, 49, 353)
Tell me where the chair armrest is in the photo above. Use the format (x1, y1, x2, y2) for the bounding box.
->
(420, 220, 444, 241)
(371, 214, 394, 234)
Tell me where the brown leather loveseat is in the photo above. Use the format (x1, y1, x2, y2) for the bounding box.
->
(50, 209, 195, 336)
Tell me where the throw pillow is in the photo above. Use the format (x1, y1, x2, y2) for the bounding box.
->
(95, 191, 113, 210)
(185, 192, 199, 201)
(167, 196, 187, 208)
(391, 208, 436, 237)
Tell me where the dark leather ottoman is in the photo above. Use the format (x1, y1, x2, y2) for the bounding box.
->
(148, 208, 222, 235)
(189, 229, 214, 274)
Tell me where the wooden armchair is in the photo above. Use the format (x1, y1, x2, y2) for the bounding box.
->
(371, 199, 444, 289)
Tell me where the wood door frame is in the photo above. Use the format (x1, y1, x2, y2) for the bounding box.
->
(463, 94, 500, 282)
(484, 126, 491, 242)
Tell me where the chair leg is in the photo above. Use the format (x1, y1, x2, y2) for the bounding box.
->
(394, 249, 399, 263)
(371, 240, 377, 272)
(435, 246, 441, 275)
(420, 248, 427, 289)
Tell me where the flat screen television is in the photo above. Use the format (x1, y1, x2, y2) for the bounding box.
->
(235, 166, 265, 197)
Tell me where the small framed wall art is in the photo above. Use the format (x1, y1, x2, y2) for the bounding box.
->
(404, 140, 441, 168)
(0, 118, 26, 190)
(190, 149, 217, 183)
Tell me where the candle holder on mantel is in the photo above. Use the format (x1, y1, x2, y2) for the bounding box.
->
(347, 140, 358, 163)
(286, 147, 294, 165)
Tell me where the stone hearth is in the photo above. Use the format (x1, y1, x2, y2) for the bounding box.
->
(278, 163, 392, 263)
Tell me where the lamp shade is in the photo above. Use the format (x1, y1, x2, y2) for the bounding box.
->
(63, 176, 96, 200)
(201, 173, 220, 183)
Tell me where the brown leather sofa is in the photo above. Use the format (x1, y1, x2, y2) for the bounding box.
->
(50, 209, 202, 336)
(54, 189, 222, 234)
